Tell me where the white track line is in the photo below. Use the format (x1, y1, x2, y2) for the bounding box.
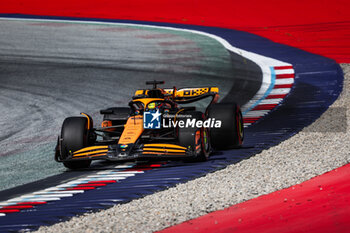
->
(260, 99, 283, 104)
(9, 197, 61, 202)
(33, 191, 84, 195)
(21, 193, 73, 198)
(244, 110, 270, 117)
(275, 69, 294, 75)
(270, 88, 291, 95)
(0, 202, 17, 206)
(275, 78, 294, 85)
(96, 171, 143, 174)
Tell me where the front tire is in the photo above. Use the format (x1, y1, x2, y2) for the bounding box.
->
(60, 117, 92, 169)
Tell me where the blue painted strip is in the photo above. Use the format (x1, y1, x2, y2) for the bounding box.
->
(243, 66, 276, 114)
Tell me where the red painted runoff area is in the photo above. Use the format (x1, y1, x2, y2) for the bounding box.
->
(1, 0, 350, 62)
(159, 163, 350, 233)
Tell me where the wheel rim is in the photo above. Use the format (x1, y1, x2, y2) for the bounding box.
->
(203, 129, 209, 152)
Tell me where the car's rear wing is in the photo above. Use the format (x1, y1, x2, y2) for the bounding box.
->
(164, 87, 218, 98)
(133, 87, 219, 108)
(134, 87, 218, 99)
(165, 87, 219, 104)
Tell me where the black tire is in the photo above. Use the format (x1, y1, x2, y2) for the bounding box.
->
(60, 117, 92, 169)
(178, 111, 210, 161)
(208, 103, 244, 149)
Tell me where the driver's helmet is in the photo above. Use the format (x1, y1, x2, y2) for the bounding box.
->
(148, 102, 156, 109)
(148, 101, 163, 110)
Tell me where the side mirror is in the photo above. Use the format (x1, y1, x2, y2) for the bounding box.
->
(100, 109, 113, 114)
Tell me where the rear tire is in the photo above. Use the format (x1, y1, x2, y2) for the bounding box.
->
(60, 117, 92, 169)
(178, 111, 210, 161)
(208, 103, 244, 149)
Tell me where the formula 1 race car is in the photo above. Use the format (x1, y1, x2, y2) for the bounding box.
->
(55, 81, 244, 169)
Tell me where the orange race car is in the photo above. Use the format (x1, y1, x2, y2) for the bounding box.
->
(55, 81, 244, 169)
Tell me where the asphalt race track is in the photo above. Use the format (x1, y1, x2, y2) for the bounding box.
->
(0, 19, 261, 191)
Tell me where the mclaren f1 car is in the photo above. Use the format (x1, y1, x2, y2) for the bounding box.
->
(55, 81, 244, 169)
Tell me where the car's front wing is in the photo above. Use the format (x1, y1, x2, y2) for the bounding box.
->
(59, 143, 196, 162)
